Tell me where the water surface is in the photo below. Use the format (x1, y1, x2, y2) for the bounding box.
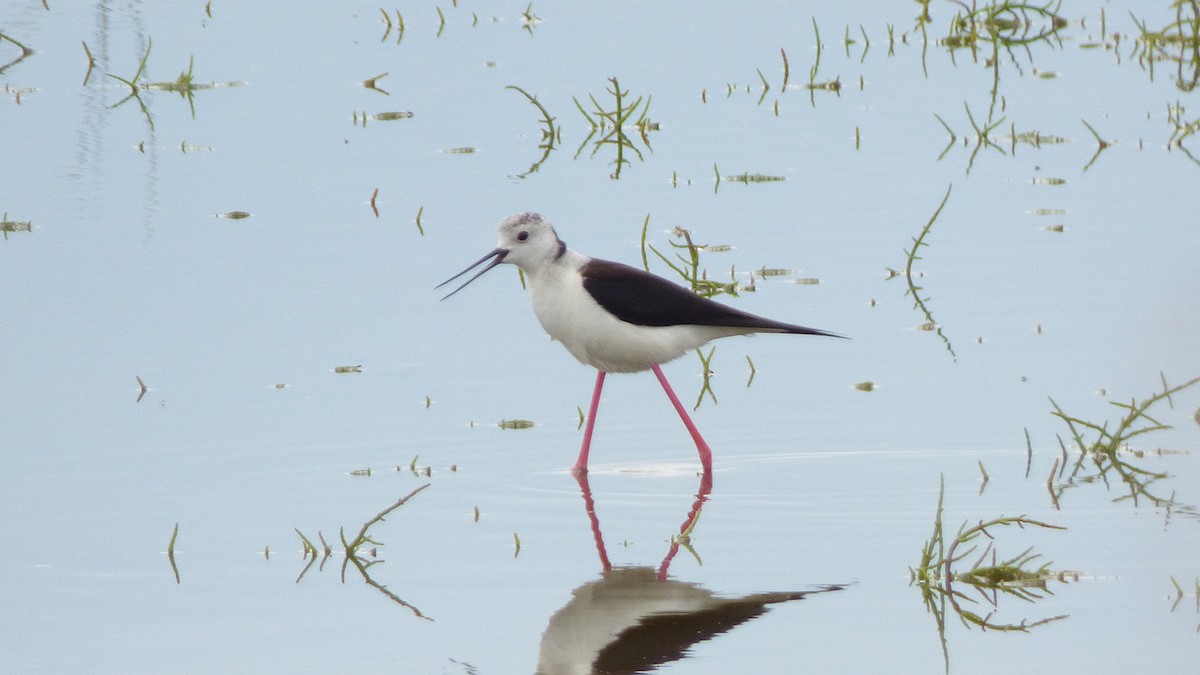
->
(2, 1, 1198, 672)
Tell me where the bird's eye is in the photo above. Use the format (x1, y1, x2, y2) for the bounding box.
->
(517, 231, 529, 241)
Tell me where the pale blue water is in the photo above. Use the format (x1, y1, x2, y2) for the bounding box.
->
(2, 2, 1198, 672)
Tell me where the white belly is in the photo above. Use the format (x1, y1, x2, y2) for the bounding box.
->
(528, 268, 747, 373)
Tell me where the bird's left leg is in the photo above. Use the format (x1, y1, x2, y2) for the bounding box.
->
(651, 364, 714, 474)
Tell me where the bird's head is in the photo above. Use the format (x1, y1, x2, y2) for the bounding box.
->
(438, 212, 565, 300)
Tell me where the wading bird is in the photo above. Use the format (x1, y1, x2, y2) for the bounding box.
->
(439, 212, 843, 474)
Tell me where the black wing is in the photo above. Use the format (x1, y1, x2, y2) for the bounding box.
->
(580, 258, 843, 337)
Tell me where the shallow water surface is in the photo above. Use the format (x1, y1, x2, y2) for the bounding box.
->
(2, 1, 1198, 673)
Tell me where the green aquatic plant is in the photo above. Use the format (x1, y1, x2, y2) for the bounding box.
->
(0, 31, 33, 74)
(641, 225, 739, 300)
(1080, 118, 1112, 171)
(1129, 1, 1200, 91)
(338, 485, 431, 617)
(933, 101, 1015, 174)
(81, 41, 96, 85)
(144, 55, 207, 120)
(1048, 374, 1200, 519)
(754, 67, 771, 105)
(353, 110, 387, 126)
(292, 485, 434, 617)
(1168, 576, 1200, 629)
(361, 71, 390, 94)
(1167, 100, 1200, 161)
(724, 172, 786, 184)
(1, 212, 32, 239)
(166, 522, 181, 584)
(693, 346, 717, 410)
(808, 16, 824, 106)
(963, 100, 1007, 171)
(378, 8, 405, 45)
(507, 84, 559, 178)
(521, 2, 541, 35)
(896, 184, 957, 360)
(780, 47, 790, 89)
(943, 1, 1067, 51)
(107, 38, 155, 129)
(572, 77, 655, 179)
(934, 3, 1066, 171)
(293, 485, 431, 618)
(107, 42, 230, 127)
(911, 476, 1069, 670)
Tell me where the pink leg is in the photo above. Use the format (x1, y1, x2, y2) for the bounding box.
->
(651, 364, 714, 473)
(574, 370, 606, 473)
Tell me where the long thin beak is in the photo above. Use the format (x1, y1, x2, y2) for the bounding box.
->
(437, 247, 508, 300)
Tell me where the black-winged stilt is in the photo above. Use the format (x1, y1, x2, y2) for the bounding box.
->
(439, 212, 843, 474)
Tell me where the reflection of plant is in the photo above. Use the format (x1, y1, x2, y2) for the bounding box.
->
(145, 55, 207, 120)
(912, 477, 1070, 669)
(520, 2, 541, 35)
(1130, 1, 1200, 92)
(935, 2, 1066, 173)
(573, 77, 656, 179)
(942, 1, 1066, 50)
(1169, 576, 1200, 631)
(1168, 100, 1200, 152)
(108, 38, 156, 130)
(295, 484, 431, 619)
(1049, 374, 1200, 519)
(107, 39, 232, 129)
(378, 9, 405, 45)
(0, 31, 34, 74)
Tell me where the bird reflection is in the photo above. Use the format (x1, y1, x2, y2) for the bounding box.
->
(576, 470, 712, 579)
(536, 471, 843, 674)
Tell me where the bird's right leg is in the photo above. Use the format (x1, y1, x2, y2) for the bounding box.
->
(574, 370, 606, 474)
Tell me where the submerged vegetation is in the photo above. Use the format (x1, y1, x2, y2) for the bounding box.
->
(105, 38, 241, 130)
(1048, 374, 1200, 519)
(940, 1, 1067, 50)
(505, 76, 657, 179)
(0, 31, 34, 74)
(507, 84, 559, 178)
(894, 184, 956, 360)
(572, 77, 657, 179)
(639, 218, 740, 300)
(295, 484, 431, 619)
(912, 477, 1070, 672)
(912, 371, 1198, 663)
(1, 212, 32, 239)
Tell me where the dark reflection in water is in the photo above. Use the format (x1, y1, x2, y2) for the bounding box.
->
(536, 471, 844, 674)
